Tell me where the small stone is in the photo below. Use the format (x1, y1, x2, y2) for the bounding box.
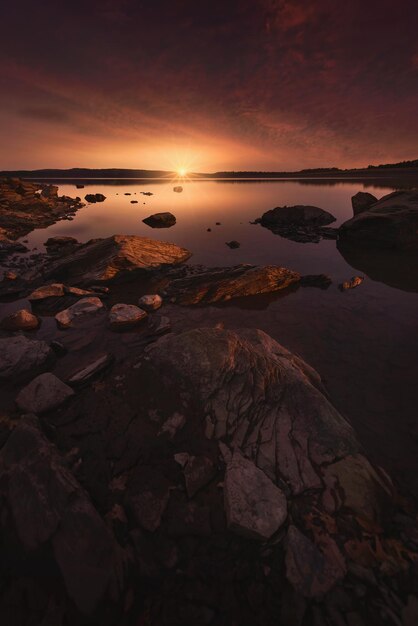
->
(16, 372, 74, 413)
(173, 186, 183, 193)
(138, 294, 162, 311)
(159, 412, 186, 438)
(55, 297, 104, 328)
(226, 240, 240, 249)
(4, 271, 17, 280)
(183, 455, 216, 498)
(28, 283, 65, 301)
(109, 303, 147, 329)
(339, 276, 364, 291)
(0, 309, 40, 331)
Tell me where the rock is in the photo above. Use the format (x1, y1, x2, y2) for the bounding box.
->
(130, 200, 138, 204)
(109, 303, 147, 329)
(143, 212, 176, 228)
(224, 451, 287, 540)
(183, 455, 216, 498)
(0, 308, 40, 331)
(285, 525, 346, 598)
(0, 416, 115, 613)
(0, 178, 84, 241)
(141, 192, 153, 196)
(55, 297, 104, 328)
(0, 335, 53, 383)
(44, 234, 191, 284)
(339, 190, 418, 249)
(144, 328, 360, 497)
(3, 270, 18, 280)
(339, 276, 364, 291)
(167, 264, 301, 305)
(173, 186, 183, 193)
(257, 205, 336, 242)
(67, 354, 114, 387)
(159, 412, 186, 438)
(16, 372, 74, 413)
(76, 184, 85, 189)
(300, 274, 332, 289)
(351, 192, 378, 215)
(28, 283, 65, 301)
(138, 294, 162, 311)
(85, 193, 106, 203)
(126, 468, 170, 532)
(226, 240, 240, 249)
(45, 236, 79, 255)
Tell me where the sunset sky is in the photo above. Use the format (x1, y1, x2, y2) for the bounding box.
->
(1, 0, 418, 172)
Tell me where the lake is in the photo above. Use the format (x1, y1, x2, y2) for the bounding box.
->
(6, 177, 418, 496)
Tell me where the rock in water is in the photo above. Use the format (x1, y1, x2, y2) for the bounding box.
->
(257, 205, 336, 242)
(67, 354, 114, 387)
(55, 297, 104, 328)
(351, 191, 378, 215)
(16, 372, 74, 413)
(339, 190, 418, 249)
(109, 303, 147, 329)
(85, 193, 106, 203)
(167, 264, 300, 305)
(0, 335, 53, 383)
(138, 294, 162, 311)
(224, 450, 287, 540)
(0, 308, 40, 330)
(173, 186, 183, 193)
(43, 234, 191, 283)
(0, 416, 115, 613)
(143, 212, 176, 228)
(339, 276, 364, 291)
(226, 240, 240, 248)
(28, 283, 66, 301)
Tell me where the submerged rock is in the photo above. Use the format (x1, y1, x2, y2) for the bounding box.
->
(0, 335, 53, 383)
(67, 353, 114, 387)
(224, 450, 287, 540)
(55, 297, 104, 328)
(16, 372, 74, 413)
(339, 190, 418, 249)
(0, 308, 40, 331)
(109, 303, 147, 329)
(143, 212, 176, 228)
(43, 234, 191, 284)
(167, 264, 300, 305)
(351, 191, 378, 215)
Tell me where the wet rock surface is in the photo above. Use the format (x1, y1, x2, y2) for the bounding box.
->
(0, 308, 40, 330)
(16, 372, 74, 413)
(109, 303, 147, 329)
(0, 335, 53, 383)
(351, 191, 378, 215)
(55, 297, 105, 328)
(167, 264, 301, 305)
(43, 234, 191, 284)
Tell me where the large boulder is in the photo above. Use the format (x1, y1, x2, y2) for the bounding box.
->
(339, 190, 418, 249)
(0, 416, 115, 613)
(143, 212, 176, 228)
(168, 264, 301, 305)
(351, 191, 378, 215)
(43, 234, 191, 284)
(0, 335, 53, 383)
(257, 205, 336, 242)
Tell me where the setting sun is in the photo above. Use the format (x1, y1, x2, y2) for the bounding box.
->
(177, 167, 188, 177)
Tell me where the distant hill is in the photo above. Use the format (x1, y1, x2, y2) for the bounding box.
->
(1, 159, 418, 180)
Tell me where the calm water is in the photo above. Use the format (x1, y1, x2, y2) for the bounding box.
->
(7, 178, 418, 496)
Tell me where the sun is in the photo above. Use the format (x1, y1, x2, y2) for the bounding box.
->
(177, 167, 188, 177)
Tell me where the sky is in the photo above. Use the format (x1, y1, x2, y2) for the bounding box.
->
(1, 0, 418, 172)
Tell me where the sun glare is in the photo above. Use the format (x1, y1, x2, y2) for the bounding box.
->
(177, 167, 188, 177)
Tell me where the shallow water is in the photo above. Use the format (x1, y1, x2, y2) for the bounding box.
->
(5, 177, 418, 495)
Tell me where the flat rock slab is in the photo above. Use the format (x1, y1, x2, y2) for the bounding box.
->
(55, 297, 104, 328)
(143, 212, 176, 228)
(43, 234, 191, 283)
(16, 372, 74, 413)
(67, 353, 114, 387)
(109, 303, 147, 329)
(0, 308, 39, 330)
(28, 283, 66, 301)
(339, 190, 418, 249)
(224, 451, 287, 540)
(0, 335, 53, 383)
(138, 294, 163, 310)
(168, 264, 301, 305)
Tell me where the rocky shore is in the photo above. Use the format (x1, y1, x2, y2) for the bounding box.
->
(0, 178, 418, 625)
